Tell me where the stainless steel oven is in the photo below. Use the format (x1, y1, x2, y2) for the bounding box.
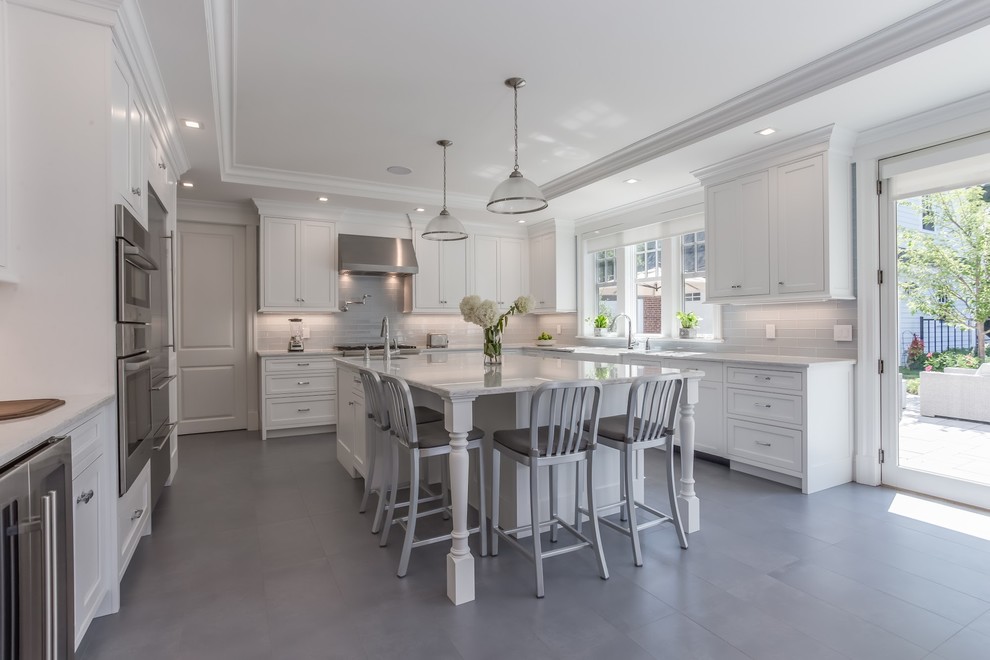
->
(115, 205, 157, 324)
(116, 326, 154, 497)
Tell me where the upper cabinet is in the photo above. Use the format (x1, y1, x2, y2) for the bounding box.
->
(409, 233, 469, 312)
(111, 56, 146, 226)
(473, 235, 528, 307)
(694, 125, 855, 304)
(260, 216, 337, 312)
(529, 220, 577, 313)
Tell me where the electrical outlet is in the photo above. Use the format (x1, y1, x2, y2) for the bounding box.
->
(302, 327, 311, 339)
(555, 324, 561, 334)
(765, 324, 776, 339)
(834, 324, 853, 341)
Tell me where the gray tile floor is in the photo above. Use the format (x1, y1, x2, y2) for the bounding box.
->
(78, 430, 990, 660)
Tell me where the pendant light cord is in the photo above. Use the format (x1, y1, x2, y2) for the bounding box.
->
(513, 83, 520, 173)
(442, 143, 448, 211)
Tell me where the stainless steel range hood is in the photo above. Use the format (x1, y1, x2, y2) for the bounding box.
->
(338, 234, 419, 275)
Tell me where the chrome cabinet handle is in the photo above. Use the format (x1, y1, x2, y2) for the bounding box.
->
(297, 381, 310, 385)
(131, 187, 142, 196)
(753, 403, 772, 408)
(42, 491, 57, 660)
(347, 401, 354, 406)
(76, 490, 95, 505)
(297, 363, 310, 366)
(159, 161, 166, 170)
(297, 408, 311, 412)
(755, 441, 772, 447)
(151, 374, 177, 390)
(131, 508, 144, 521)
(778, 281, 784, 285)
(754, 375, 772, 382)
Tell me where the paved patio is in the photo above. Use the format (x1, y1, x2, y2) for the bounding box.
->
(899, 393, 990, 487)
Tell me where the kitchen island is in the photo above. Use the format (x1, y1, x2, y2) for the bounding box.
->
(334, 351, 702, 605)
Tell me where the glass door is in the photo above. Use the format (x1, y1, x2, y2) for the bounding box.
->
(880, 141, 990, 510)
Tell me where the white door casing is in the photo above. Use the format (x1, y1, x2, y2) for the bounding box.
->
(176, 222, 247, 434)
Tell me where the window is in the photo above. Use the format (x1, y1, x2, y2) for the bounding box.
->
(585, 232, 720, 339)
(921, 198, 935, 231)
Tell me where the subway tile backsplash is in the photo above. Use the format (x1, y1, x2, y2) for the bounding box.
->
(716, 300, 857, 359)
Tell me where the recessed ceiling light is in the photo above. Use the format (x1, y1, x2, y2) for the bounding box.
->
(182, 119, 202, 129)
(318, 196, 329, 202)
(386, 166, 412, 175)
(757, 127, 776, 136)
(415, 208, 425, 213)
(181, 181, 194, 188)
(517, 219, 526, 224)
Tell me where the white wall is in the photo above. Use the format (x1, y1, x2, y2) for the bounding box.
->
(0, 6, 114, 398)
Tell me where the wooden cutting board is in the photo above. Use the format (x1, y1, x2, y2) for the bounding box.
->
(0, 399, 66, 421)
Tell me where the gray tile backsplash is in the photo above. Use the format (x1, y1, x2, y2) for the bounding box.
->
(255, 275, 579, 350)
(717, 300, 857, 359)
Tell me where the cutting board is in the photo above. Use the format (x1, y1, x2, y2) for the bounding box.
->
(0, 399, 66, 421)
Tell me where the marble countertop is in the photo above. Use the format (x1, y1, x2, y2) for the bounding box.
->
(257, 349, 342, 357)
(0, 393, 115, 468)
(334, 351, 702, 398)
(524, 345, 855, 367)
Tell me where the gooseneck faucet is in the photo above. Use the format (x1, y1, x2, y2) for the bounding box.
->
(380, 316, 398, 360)
(609, 313, 638, 350)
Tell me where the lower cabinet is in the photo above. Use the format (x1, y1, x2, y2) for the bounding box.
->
(335, 363, 367, 478)
(116, 461, 151, 581)
(260, 355, 337, 440)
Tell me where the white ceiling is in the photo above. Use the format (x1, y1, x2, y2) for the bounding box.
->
(138, 0, 990, 225)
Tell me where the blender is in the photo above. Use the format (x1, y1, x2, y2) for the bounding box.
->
(288, 318, 304, 352)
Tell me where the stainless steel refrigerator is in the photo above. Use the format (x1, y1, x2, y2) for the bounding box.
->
(0, 437, 74, 659)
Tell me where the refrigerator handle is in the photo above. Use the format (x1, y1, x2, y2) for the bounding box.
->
(164, 231, 177, 353)
(42, 492, 56, 660)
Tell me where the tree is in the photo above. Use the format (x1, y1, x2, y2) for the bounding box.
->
(899, 184, 990, 360)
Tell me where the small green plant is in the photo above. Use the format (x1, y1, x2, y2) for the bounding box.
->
(676, 311, 700, 328)
(537, 332, 553, 340)
(590, 314, 610, 329)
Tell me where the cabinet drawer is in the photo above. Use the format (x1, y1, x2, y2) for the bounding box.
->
(726, 388, 803, 425)
(118, 463, 150, 579)
(267, 395, 335, 427)
(69, 410, 105, 477)
(264, 357, 335, 373)
(727, 419, 801, 471)
(726, 366, 803, 391)
(265, 373, 336, 396)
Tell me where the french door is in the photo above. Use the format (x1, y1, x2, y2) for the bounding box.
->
(879, 133, 990, 510)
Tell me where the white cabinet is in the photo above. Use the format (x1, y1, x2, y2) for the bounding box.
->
(117, 461, 150, 580)
(668, 358, 726, 457)
(694, 126, 854, 304)
(724, 363, 853, 493)
(147, 133, 168, 198)
(706, 172, 770, 299)
(335, 364, 367, 478)
(260, 355, 337, 439)
(111, 56, 146, 225)
(259, 216, 337, 312)
(410, 234, 468, 312)
(529, 220, 577, 313)
(473, 235, 528, 306)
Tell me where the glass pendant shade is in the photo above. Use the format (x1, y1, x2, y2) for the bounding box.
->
(422, 208, 467, 241)
(422, 139, 468, 242)
(487, 170, 549, 214)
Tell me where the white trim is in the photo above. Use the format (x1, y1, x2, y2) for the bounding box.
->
(112, 0, 190, 174)
(177, 199, 258, 226)
(857, 90, 990, 149)
(541, 0, 990, 199)
(573, 183, 701, 229)
(6, 0, 121, 26)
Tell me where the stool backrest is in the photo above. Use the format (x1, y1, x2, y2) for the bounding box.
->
(358, 368, 388, 431)
(379, 373, 421, 448)
(626, 375, 683, 444)
(529, 380, 602, 457)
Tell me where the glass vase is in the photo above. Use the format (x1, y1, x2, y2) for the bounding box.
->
(483, 326, 503, 365)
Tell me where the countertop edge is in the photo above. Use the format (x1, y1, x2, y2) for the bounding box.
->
(0, 392, 115, 468)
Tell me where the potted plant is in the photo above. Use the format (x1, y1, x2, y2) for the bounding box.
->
(676, 311, 700, 339)
(588, 313, 610, 337)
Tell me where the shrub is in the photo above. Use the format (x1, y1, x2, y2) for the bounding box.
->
(923, 349, 983, 372)
(906, 334, 926, 370)
(905, 378, 920, 395)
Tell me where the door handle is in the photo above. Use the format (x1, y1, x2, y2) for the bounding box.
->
(42, 491, 57, 660)
(124, 357, 154, 372)
(151, 374, 177, 390)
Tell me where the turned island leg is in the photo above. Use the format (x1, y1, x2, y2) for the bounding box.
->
(678, 376, 701, 534)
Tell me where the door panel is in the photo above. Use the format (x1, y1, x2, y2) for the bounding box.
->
(299, 221, 334, 309)
(776, 155, 825, 294)
(262, 219, 298, 308)
(499, 238, 526, 305)
(176, 222, 246, 434)
(473, 236, 498, 304)
(441, 240, 468, 308)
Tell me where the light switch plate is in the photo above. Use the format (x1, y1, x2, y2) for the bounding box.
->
(556, 324, 561, 334)
(834, 324, 853, 341)
(302, 327, 311, 339)
(765, 324, 776, 339)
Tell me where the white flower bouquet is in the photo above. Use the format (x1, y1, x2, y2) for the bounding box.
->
(460, 294, 534, 363)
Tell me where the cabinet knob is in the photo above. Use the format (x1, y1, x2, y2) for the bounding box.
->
(348, 401, 354, 406)
(159, 161, 166, 170)
(131, 187, 142, 196)
(76, 490, 95, 505)
(131, 508, 144, 521)
(778, 281, 784, 286)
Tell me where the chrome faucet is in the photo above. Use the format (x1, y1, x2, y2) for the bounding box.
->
(380, 316, 399, 360)
(610, 313, 638, 350)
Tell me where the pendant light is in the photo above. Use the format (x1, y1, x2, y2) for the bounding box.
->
(422, 139, 468, 241)
(487, 77, 548, 215)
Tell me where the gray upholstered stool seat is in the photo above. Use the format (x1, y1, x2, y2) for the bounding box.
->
(493, 426, 590, 457)
(412, 406, 443, 425)
(590, 415, 644, 442)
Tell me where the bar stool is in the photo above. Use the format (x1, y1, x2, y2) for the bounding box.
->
(357, 368, 442, 534)
(490, 380, 609, 598)
(378, 373, 488, 577)
(579, 374, 687, 567)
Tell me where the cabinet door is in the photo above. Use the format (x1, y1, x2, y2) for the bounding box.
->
(128, 95, 146, 223)
(262, 218, 300, 308)
(473, 236, 499, 304)
(530, 233, 553, 309)
(707, 172, 769, 298)
(110, 60, 132, 213)
(413, 235, 443, 310)
(440, 239, 468, 308)
(498, 237, 526, 305)
(73, 457, 105, 646)
(299, 221, 335, 310)
(775, 155, 825, 295)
